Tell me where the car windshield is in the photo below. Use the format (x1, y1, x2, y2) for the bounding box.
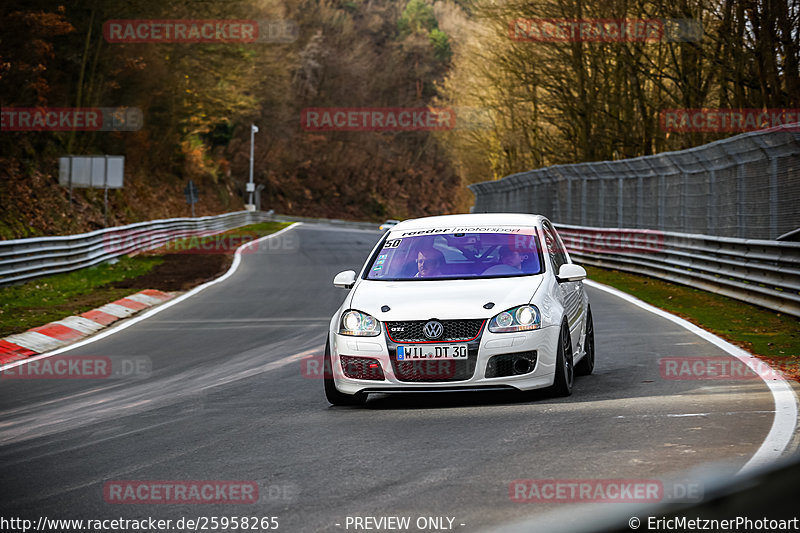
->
(365, 228, 542, 280)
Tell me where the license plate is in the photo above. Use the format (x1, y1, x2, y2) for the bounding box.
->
(396, 344, 468, 360)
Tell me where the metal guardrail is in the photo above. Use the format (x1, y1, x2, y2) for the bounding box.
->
(555, 224, 800, 318)
(4, 209, 796, 318)
(0, 211, 272, 287)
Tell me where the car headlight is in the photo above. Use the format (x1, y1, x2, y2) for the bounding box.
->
(488, 305, 541, 333)
(339, 310, 381, 336)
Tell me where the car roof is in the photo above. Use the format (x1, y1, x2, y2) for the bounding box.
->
(390, 213, 546, 231)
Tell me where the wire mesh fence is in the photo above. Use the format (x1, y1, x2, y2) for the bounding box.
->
(470, 124, 800, 240)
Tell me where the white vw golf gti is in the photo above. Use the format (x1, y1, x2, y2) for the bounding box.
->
(325, 213, 594, 405)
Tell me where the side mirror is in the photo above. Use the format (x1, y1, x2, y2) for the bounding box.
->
(556, 263, 587, 283)
(333, 270, 357, 289)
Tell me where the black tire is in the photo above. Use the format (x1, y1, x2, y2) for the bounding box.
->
(575, 307, 595, 376)
(548, 321, 574, 397)
(323, 339, 367, 406)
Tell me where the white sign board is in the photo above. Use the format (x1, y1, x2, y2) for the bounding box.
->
(105, 157, 124, 188)
(59, 156, 124, 189)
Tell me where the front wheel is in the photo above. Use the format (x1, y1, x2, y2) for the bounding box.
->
(323, 340, 367, 406)
(548, 321, 574, 397)
(575, 307, 595, 376)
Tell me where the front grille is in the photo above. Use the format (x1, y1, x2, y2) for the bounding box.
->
(384, 318, 485, 382)
(340, 355, 385, 381)
(386, 319, 485, 343)
(485, 351, 538, 378)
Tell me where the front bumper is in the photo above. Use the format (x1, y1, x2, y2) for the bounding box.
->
(330, 323, 561, 395)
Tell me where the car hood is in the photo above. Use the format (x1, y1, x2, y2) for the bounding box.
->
(348, 276, 543, 321)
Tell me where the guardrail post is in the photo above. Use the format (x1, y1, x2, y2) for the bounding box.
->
(658, 173, 665, 231)
(707, 168, 716, 235)
(598, 177, 605, 226)
(547, 170, 560, 221)
(769, 155, 778, 239)
(584, 166, 604, 226)
(580, 175, 587, 226)
(737, 163, 745, 238)
(104, 155, 109, 227)
(746, 133, 784, 240)
(68, 156, 74, 207)
(680, 169, 688, 233)
(637, 175, 644, 228)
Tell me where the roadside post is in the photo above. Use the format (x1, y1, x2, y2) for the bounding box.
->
(184, 180, 199, 217)
(246, 124, 258, 211)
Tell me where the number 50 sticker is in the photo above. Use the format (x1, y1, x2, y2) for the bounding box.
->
(384, 239, 402, 248)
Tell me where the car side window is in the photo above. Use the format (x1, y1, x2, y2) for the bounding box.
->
(542, 222, 568, 272)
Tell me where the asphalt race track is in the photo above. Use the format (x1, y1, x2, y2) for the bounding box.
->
(0, 223, 796, 532)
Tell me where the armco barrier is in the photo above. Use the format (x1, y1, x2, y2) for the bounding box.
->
(555, 224, 800, 317)
(0, 211, 272, 287)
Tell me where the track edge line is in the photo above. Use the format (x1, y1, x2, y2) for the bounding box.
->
(0, 223, 302, 372)
(584, 279, 798, 475)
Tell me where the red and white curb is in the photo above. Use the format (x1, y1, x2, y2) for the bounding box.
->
(0, 289, 174, 365)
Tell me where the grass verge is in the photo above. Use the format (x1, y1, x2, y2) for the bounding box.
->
(0, 221, 291, 337)
(585, 265, 800, 379)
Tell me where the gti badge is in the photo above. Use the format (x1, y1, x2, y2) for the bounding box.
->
(423, 320, 444, 340)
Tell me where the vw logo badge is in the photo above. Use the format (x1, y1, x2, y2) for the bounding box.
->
(423, 320, 444, 340)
